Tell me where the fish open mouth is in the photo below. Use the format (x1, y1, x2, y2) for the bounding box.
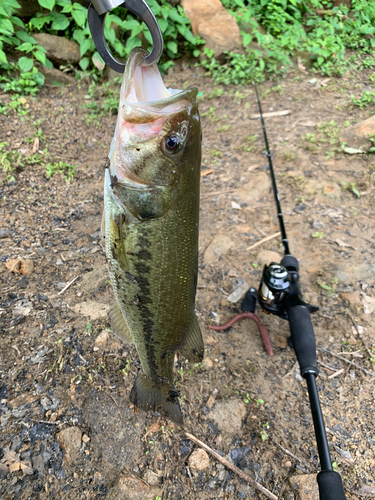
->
(120, 48, 198, 123)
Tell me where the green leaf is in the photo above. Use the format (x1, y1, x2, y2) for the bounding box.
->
(123, 19, 140, 31)
(318, 282, 331, 291)
(79, 56, 89, 70)
(72, 8, 86, 28)
(51, 13, 70, 30)
(167, 40, 178, 54)
(16, 31, 36, 44)
(243, 33, 252, 46)
(125, 36, 142, 53)
(39, 0, 55, 10)
(79, 37, 91, 57)
(0, 49, 7, 64)
(34, 50, 47, 65)
(17, 42, 33, 53)
(193, 49, 200, 57)
(158, 18, 168, 33)
(30, 16, 50, 29)
(10, 15, 25, 28)
(92, 51, 105, 70)
(56, 0, 72, 6)
(0, 18, 14, 34)
(18, 56, 33, 72)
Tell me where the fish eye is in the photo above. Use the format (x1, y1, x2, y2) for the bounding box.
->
(164, 134, 180, 153)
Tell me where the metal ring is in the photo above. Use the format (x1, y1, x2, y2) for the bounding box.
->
(88, 0, 163, 73)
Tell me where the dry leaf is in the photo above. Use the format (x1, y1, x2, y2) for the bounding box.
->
(1, 449, 33, 475)
(32, 137, 39, 154)
(361, 293, 375, 314)
(335, 238, 357, 250)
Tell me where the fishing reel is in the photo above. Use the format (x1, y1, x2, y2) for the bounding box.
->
(258, 255, 319, 319)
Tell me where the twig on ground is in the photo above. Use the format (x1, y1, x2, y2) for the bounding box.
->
(250, 110, 291, 119)
(186, 466, 196, 491)
(317, 360, 337, 372)
(185, 432, 278, 500)
(246, 232, 281, 251)
(328, 368, 345, 379)
(282, 361, 298, 379)
(318, 348, 375, 377)
(58, 276, 79, 295)
(200, 189, 237, 200)
(273, 441, 314, 471)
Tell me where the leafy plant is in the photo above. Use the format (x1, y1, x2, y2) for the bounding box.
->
(45, 161, 76, 181)
(28, 0, 202, 75)
(351, 90, 375, 109)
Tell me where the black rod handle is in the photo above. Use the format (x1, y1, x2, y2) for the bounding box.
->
(305, 373, 332, 471)
(317, 471, 347, 500)
(288, 305, 318, 377)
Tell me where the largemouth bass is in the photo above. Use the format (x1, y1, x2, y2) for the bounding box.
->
(103, 48, 203, 423)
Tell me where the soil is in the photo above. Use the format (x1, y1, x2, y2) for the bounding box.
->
(1, 65, 375, 500)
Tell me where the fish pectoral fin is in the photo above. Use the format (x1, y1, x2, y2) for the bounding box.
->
(109, 300, 133, 344)
(129, 371, 183, 424)
(178, 314, 204, 364)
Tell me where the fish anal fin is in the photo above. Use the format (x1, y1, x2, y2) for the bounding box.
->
(178, 315, 204, 363)
(129, 371, 183, 424)
(110, 300, 133, 344)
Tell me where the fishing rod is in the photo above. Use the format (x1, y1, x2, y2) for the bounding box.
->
(248, 85, 346, 500)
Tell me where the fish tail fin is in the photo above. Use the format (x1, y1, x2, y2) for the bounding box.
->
(179, 314, 204, 363)
(129, 371, 183, 424)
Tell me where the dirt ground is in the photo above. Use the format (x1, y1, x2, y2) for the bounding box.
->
(1, 64, 375, 500)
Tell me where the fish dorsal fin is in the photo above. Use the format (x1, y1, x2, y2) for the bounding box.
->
(178, 314, 204, 363)
(109, 300, 133, 344)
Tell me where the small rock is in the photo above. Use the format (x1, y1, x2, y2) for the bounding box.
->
(73, 301, 110, 320)
(38, 66, 75, 85)
(107, 475, 162, 500)
(237, 172, 270, 203)
(6, 259, 21, 273)
(211, 399, 247, 433)
(82, 434, 90, 444)
(203, 358, 213, 369)
(81, 264, 108, 293)
(360, 293, 375, 314)
(143, 469, 160, 486)
(289, 474, 319, 500)
(357, 486, 375, 497)
(227, 280, 249, 304)
(20, 259, 34, 274)
(0, 229, 13, 239)
(181, 0, 242, 59)
(188, 449, 210, 470)
(95, 330, 109, 347)
(57, 427, 82, 464)
(257, 250, 281, 267)
(204, 234, 234, 264)
(8, 393, 38, 409)
(33, 33, 80, 64)
(5, 259, 34, 274)
(333, 263, 375, 284)
(340, 115, 375, 152)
